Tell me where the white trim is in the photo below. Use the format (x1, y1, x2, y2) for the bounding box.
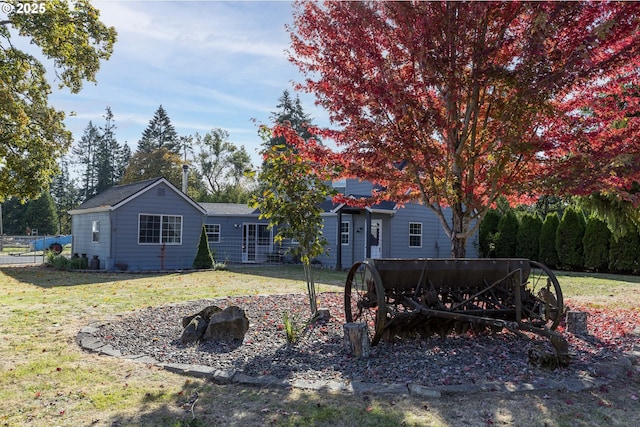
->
(409, 222, 423, 248)
(138, 213, 183, 245)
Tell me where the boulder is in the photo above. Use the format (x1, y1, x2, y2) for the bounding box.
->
(180, 315, 208, 344)
(203, 306, 250, 343)
(182, 305, 222, 328)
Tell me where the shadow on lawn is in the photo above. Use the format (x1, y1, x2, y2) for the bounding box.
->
(0, 265, 172, 288)
(227, 264, 347, 289)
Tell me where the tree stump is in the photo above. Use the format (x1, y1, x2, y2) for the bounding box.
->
(566, 311, 588, 335)
(343, 323, 370, 358)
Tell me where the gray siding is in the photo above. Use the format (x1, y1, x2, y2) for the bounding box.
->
(71, 211, 111, 269)
(110, 182, 204, 271)
(343, 179, 374, 195)
(389, 205, 478, 259)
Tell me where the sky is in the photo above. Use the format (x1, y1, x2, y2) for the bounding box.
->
(43, 0, 330, 169)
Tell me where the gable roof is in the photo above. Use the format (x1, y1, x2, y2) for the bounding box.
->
(69, 177, 207, 215)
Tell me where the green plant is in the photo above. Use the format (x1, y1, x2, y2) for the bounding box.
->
(539, 212, 560, 268)
(478, 209, 501, 258)
(516, 213, 542, 261)
(193, 225, 214, 269)
(282, 311, 301, 344)
(609, 231, 640, 273)
(494, 210, 519, 258)
(556, 207, 586, 269)
(583, 216, 611, 272)
(45, 251, 70, 271)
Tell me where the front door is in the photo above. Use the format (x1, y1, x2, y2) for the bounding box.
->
(369, 219, 382, 259)
(242, 223, 257, 262)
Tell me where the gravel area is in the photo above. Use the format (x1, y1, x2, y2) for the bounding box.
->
(94, 292, 639, 388)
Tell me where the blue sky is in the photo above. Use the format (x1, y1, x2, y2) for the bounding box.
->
(45, 0, 330, 169)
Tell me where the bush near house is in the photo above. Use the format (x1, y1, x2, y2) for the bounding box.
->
(193, 225, 214, 269)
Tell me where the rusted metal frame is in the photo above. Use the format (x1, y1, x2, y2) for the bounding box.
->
(450, 269, 523, 312)
(400, 296, 570, 363)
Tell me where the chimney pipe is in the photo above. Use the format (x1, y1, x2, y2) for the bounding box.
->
(182, 164, 189, 193)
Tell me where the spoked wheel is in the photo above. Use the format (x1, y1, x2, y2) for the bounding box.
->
(344, 261, 387, 345)
(523, 261, 564, 330)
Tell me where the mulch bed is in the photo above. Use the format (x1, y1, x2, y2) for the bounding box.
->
(94, 292, 639, 388)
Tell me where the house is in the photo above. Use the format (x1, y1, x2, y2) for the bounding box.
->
(69, 178, 207, 271)
(69, 177, 477, 271)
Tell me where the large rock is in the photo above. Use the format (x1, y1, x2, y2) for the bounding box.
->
(180, 315, 209, 344)
(182, 305, 222, 328)
(203, 306, 250, 343)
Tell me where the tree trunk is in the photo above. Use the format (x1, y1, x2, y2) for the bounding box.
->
(451, 202, 467, 258)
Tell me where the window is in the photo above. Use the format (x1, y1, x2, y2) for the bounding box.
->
(340, 221, 350, 245)
(409, 222, 422, 248)
(138, 214, 182, 244)
(92, 221, 100, 243)
(205, 224, 221, 243)
(257, 224, 271, 246)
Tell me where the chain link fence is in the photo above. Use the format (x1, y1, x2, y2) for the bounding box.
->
(0, 235, 70, 266)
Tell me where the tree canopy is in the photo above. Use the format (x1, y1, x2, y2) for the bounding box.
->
(289, 1, 640, 257)
(0, 0, 116, 201)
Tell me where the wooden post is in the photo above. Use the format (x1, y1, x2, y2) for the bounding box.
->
(343, 323, 370, 358)
(566, 311, 588, 335)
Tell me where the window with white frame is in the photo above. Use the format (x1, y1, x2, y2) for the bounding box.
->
(257, 224, 271, 246)
(409, 222, 422, 248)
(92, 220, 100, 243)
(205, 224, 221, 243)
(138, 214, 182, 244)
(340, 221, 350, 245)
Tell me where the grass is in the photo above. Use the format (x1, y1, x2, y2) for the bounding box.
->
(0, 264, 638, 426)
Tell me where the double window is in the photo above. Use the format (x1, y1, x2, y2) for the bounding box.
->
(138, 214, 182, 244)
(409, 222, 422, 248)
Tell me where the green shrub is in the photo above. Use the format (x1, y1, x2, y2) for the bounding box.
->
(479, 209, 501, 258)
(556, 207, 586, 269)
(516, 214, 542, 261)
(193, 225, 214, 269)
(45, 251, 70, 271)
(609, 231, 640, 273)
(494, 210, 519, 258)
(583, 216, 611, 272)
(539, 212, 560, 268)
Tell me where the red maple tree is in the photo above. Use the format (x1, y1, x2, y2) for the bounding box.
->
(289, 1, 640, 257)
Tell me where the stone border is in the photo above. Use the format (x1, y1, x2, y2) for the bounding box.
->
(77, 321, 640, 398)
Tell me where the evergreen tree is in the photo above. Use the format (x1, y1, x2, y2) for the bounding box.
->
(478, 209, 501, 258)
(494, 210, 519, 258)
(50, 156, 82, 234)
(556, 207, 586, 270)
(137, 105, 180, 154)
(193, 225, 214, 269)
(516, 214, 542, 261)
(609, 231, 640, 274)
(583, 216, 611, 272)
(23, 191, 58, 236)
(94, 107, 125, 194)
(1, 197, 25, 235)
(539, 212, 560, 268)
(73, 121, 101, 200)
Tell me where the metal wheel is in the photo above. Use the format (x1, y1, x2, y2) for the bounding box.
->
(344, 261, 387, 345)
(48, 243, 63, 254)
(523, 261, 564, 330)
